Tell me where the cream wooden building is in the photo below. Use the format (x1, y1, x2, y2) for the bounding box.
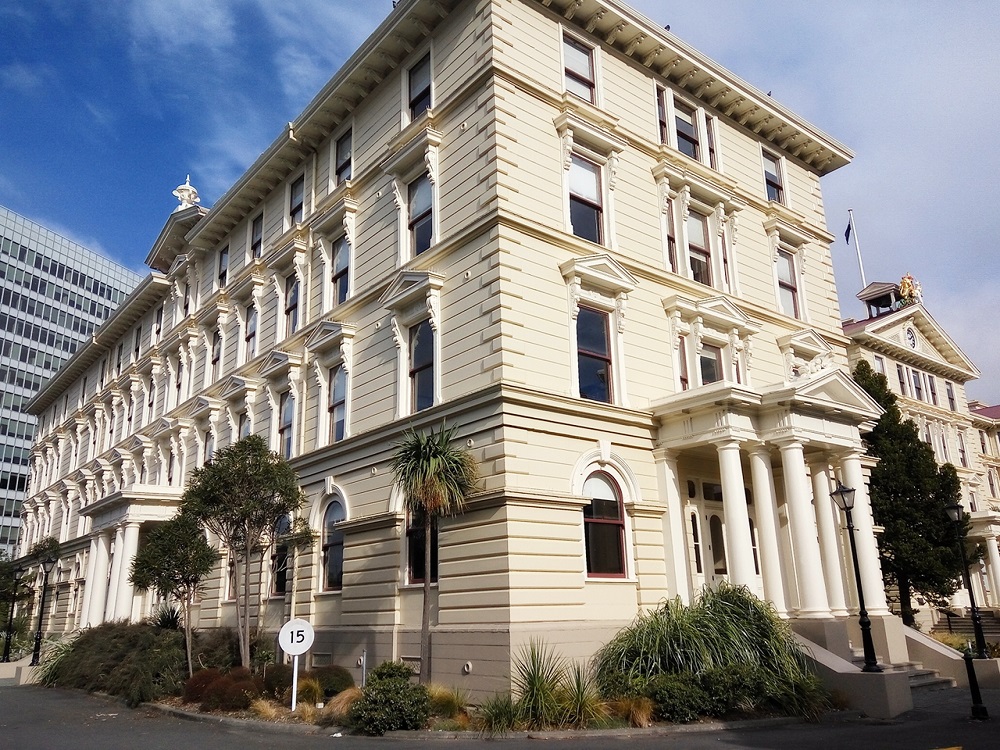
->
(844, 280, 1000, 622)
(20, 0, 977, 714)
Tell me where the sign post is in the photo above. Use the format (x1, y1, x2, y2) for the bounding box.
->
(278, 618, 315, 711)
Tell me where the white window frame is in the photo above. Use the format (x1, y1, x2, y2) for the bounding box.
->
(656, 86, 722, 171)
(555, 111, 623, 251)
(561, 254, 636, 407)
(306, 322, 356, 447)
(381, 271, 444, 418)
(654, 162, 740, 293)
(333, 125, 353, 187)
(384, 129, 441, 265)
(562, 29, 599, 105)
(249, 212, 264, 261)
(287, 172, 306, 231)
(665, 295, 757, 391)
(401, 48, 433, 128)
(763, 215, 813, 323)
(761, 148, 786, 205)
(217, 245, 229, 290)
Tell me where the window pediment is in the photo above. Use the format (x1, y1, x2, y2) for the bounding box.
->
(257, 350, 303, 380)
(381, 270, 444, 328)
(560, 254, 637, 297)
(384, 126, 442, 184)
(777, 328, 835, 382)
(167, 253, 189, 278)
(652, 160, 736, 210)
(219, 375, 261, 403)
(186, 396, 223, 420)
(306, 321, 356, 359)
(148, 418, 175, 438)
(555, 109, 625, 159)
(314, 193, 359, 247)
(269, 225, 310, 278)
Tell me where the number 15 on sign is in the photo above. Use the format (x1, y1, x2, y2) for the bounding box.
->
(278, 618, 315, 710)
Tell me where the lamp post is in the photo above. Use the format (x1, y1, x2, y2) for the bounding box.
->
(2, 566, 24, 662)
(831, 482, 882, 673)
(945, 502, 989, 720)
(945, 503, 988, 659)
(28, 556, 56, 667)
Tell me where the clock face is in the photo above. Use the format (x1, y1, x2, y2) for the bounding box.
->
(906, 328, 917, 348)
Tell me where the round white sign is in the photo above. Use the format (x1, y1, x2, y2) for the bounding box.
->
(278, 618, 315, 656)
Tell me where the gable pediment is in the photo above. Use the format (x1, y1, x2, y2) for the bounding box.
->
(122, 435, 150, 453)
(219, 375, 261, 402)
(148, 418, 174, 437)
(848, 305, 979, 380)
(257, 350, 303, 379)
(764, 368, 883, 421)
(560, 254, 637, 296)
(187, 396, 222, 419)
(380, 270, 445, 310)
(306, 321, 356, 354)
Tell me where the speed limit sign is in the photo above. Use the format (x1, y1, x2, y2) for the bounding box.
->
(278, 618, 314, 656)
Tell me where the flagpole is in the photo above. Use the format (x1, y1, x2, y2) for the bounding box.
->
(847, 208, 867, 287)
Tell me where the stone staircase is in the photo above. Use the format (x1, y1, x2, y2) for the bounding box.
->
(930, 610, 1000, 643)
(851, 653, 956, 693)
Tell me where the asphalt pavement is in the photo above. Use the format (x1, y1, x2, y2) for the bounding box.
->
(2, 683, 999, 749)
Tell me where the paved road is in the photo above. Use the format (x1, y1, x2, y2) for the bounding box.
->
(2, 684, 999, 749)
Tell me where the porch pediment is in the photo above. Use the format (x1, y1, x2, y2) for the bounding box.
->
(762, 368, 883, 422)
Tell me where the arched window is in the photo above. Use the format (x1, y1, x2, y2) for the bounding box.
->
(322, 500, 346, 590)
(582, 472, 625, 577)
(271, 515, 291, 596)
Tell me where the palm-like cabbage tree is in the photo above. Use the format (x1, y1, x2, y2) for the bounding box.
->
(390, 423, 479, 683)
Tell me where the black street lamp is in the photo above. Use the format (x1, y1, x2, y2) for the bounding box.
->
(945, 502, 989, 721)
(28, 556, 57, 667)
(944, 503, 988, 659)
(831, 482, 883, 673)
(2, 565, 24, 663)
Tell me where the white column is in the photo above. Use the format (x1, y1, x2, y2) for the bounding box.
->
(985, 536, 1000, 608)
(748, 445, 787, 616)
(87, 532, 112, 627)
(78, 536, 100, 627)
(840, 452, 890, 615)
(778, 440, 830, 618)
(104, 525, 125, 620)
(113, 522, 142, 621)
(716, 440, 756, 588)
(810, 460, 848, 617)
(655, 448, 691, 603)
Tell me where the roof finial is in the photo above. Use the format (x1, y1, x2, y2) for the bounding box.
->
(172, 174, 200, 212)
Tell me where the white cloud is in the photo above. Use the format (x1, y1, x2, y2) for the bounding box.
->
(0, 63, 55, 95)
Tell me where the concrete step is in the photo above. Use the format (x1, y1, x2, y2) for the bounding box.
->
(907, 670, 957, 692)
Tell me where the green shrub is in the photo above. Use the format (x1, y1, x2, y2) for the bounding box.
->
(512, 640, 565, 729)
(262, 662, 293, 698)
(184, 668, 221, 703)
(40, 622, 186, 706)
(558, 662, 608, 728)
(477, 692, 519, 737)
(593, 584, 828, 719)
(148, 604, 181, 630)
(312, 664, 355, 696)
(191, 628, 239, 670)
(36, 635, 80, 687)
(369, 659, 416, 683)
(645, 672, 707, 724)
(698, 665, 764, 717)
(348, 663, 429, 736)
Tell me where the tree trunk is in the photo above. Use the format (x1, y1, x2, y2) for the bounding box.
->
(898, 572, 915, 627)
(182, 592, 194, 678)
(242, 543, 252, 667)
(420, 514, 432, 684)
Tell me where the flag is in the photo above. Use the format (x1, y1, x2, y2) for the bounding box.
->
(844, 221, 852, 244)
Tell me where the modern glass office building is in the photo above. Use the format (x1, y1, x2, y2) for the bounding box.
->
(0, 205, 141, 555)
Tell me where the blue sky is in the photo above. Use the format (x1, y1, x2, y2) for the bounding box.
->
(2, 1, 998, 402)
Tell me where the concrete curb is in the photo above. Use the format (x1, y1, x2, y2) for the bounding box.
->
(142, 701, 332, 736)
